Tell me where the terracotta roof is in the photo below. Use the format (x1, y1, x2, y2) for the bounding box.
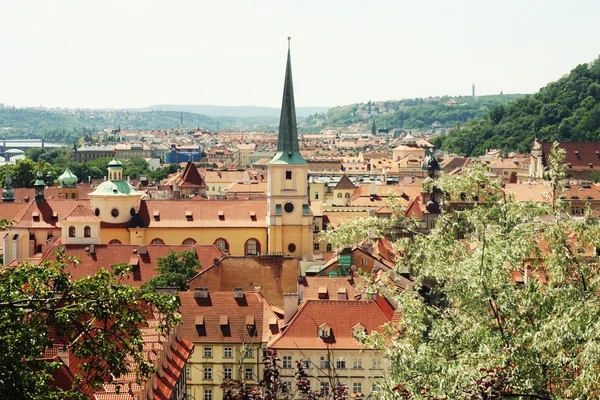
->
(0, 202, 28, 224)
(503, 182, 549, 203)
(60, 204, 102, 223)
(179, 290, 266, 343)
(41, 244, 220, 288)
(138, 199, 267, 228)
(333, 175, 356, 190)
(188, 256, 300, 309)
(177, 162, 207, 188)
(404, 196, 424, 218)
(541, 141, 600, 171)
(153, 337, 194, 400)
(301, 276, 363, 301)
(268, 300, 390, 349)
(10, 185, 94, 202)
(12, 199, 90, 229)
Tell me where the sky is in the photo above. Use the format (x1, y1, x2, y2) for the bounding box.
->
(0, 0, 598, 110)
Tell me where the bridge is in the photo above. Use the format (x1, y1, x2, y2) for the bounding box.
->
(0, 139, 67, 161)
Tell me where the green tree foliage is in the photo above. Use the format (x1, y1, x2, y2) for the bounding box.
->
(301, 95, 523, 133)
(442, 58, 600, 156)
(143, 250, 201, 291)
(364, 145, 600, 399)
(0, 243, 180, 399)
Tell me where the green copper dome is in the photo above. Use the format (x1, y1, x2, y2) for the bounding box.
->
(108, 158, 123, 168)
(34, 167, 46, 187)
(92, 180, 139, 196)
(58, 167, 78, 188)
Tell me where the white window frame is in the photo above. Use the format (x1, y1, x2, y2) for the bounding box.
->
(282, 355, 292, 369)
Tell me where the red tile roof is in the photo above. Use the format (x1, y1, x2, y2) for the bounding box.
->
(138, 199, 267, 228)
(334, 175, 356, 190)
(12, 200, 90, 229)
(301, 276, 363, 301)
(268, 300, 390, 349)
(177, 162, 207, 189)
(178, 290, 266, 343)
(404, 196, 424, 218)
(541, 141, 600, 172)
(60, 204, 101, 223)
(42, 244, 221, 288)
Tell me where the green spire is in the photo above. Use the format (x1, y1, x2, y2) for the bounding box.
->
(269, 38, 307, 165)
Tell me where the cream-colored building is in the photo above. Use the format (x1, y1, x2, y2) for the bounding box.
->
(269, 298, 392, 397)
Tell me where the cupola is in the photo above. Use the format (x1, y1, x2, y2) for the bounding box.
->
(2, 173, 15, 202)
(34, 166, 46, 204)
(108, 158, 123, 181)
(58, 167, 78, 188)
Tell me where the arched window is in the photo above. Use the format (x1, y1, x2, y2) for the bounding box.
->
(182, 238, 197, 245)
(150, 238, 165, 245)
(84, 226, 91, 238)
(337, 193, 342, 198)
(345, 193, 350, 198)
(326, 243, 332, 252)
(68, 226, 76, 238)
(245, 239, 260, 256)
(71, 193, 76, 199)
(109, 239, 122, 244)
(214, 238, 229, 253)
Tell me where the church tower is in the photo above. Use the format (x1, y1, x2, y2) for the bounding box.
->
(57, 166, 79, 199)
(267, 38, 313, 258)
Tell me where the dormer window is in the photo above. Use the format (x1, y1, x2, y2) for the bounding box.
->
(250, 211, 257, 221)
(32, 211, 40, 221)
(218, 211, 225, 221)
(185, 211, 193, 221)
(318, 323, 331, 339)
(246, 315, 256, 336)
(153, 211, 160, 221)
(352, 323, 367, 339)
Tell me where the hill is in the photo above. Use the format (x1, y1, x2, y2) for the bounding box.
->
(439, 58, 600, 156)
(144, 104, 329, 118)
(301, 94, 524, 133)
(0, 107, 278, 143)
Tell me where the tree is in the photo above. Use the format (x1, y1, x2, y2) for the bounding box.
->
(364, 144, 600, 399)
(320, 216, 392, 253)
(25, 148, 46, 162)
(0, 241, 180, 399)
(142, 250, 201, 291)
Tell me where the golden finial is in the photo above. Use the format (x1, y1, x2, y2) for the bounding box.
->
(288, 36, 291, 49)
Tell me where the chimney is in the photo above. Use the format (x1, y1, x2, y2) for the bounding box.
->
(194, 287, 209, 299)
(254, 286, 262, 294)
(283, 293, 299, 324)
(233, 287, 244, 299)
(370, 182, 377, 199)
(337, 288, 348, 300)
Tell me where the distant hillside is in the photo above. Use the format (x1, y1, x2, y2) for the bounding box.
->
(144, 104, 329, 118)
(301, 94, 525, 133)
(0, 107, 277, 143)
(439, 58, 600, 156)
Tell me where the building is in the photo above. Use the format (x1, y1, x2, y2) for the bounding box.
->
(268, 298, 392, 397)
(166, 144, 203, 164)
(266, 40, 314, 258)
(179, 289, 282, 400)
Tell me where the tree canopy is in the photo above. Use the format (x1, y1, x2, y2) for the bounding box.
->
(362, 145, 600, 399)
(142, 250, 201, 291)
(440, 57, 600, 156)
(0, 238, 180, 399)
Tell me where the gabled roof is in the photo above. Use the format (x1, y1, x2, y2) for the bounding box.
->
(334, 175, 356, 191)
(268, 300, 390, 349)
(404, 196, 424, 218)
(12, 200, 90, 229)
(177, 162, 207, 188)
(301, 276, 362, 301)
(60, 204, 101, 223)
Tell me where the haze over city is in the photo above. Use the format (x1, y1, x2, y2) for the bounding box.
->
(1, 0, 599, 110)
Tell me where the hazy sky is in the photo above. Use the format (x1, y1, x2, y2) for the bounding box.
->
(0, 0, 598, 109)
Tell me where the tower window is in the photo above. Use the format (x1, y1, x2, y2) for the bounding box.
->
(68, 226, 76, 238)
(288, 243, 296, 253)
(285, 171, 292, 180)
(95, 208, 100, 217)
(284, 202, 295, 213)
(111, 208, 119, 218)
(84, 226, 91, 238)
